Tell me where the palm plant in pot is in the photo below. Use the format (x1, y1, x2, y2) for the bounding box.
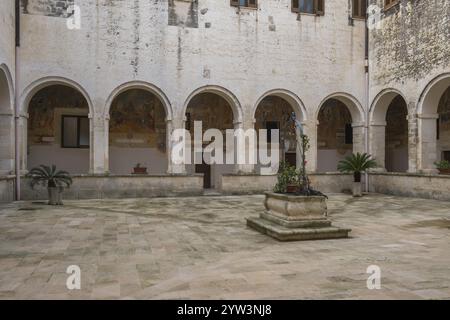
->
(27, 165, 73, 205)
(338, 153, 377, 197)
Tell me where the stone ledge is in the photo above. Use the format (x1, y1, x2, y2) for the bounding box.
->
(0, 175, 15, 181)
(369, 172, 450, 179)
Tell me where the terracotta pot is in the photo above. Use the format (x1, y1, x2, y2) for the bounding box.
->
(133, 167, 148, 174)
(286, 184, 299, 194)
(438, 168, 450, 175)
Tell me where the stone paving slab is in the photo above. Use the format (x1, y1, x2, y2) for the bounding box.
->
(0, 194, 449, 300)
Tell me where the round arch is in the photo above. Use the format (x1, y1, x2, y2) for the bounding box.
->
(105, 81, 173, 121)
(22, 77, 94, 174)
(316, 92, 365, 125)
(20, 76, 94, 116)
(182, 85, 243, 123)
(252, 89, 308, 122)
(417, 73, 450, 115)
(416, 73, 450, 172)
(0, 64, 15, 175)
(0, 64, 14, 113)
(370, 88, 408, 124)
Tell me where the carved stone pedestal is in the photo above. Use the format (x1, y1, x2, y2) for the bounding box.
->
(246, 192, 351, 241)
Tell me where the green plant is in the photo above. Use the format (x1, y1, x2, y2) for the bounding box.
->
(435, 160, 450, 169)
(274, 162, 300, 193)
(27, 165, 73, 189)
(338, 153, 378, 182)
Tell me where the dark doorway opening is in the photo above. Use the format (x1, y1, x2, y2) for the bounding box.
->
(196, 162, 212, 189)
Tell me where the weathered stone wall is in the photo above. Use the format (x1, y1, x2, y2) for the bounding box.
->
(219, 173, 354, 195)
(0, 176, 15, 202)
(369, 172, 450, 201)
(17, 0, 367, 174)
(370, 0, 450, 87)
(369, 0, 450, 172)
(0, 1, 15, 179)
(21, 174, 204, 200)
(0, 1, 15, 71)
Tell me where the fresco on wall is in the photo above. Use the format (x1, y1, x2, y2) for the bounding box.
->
(255, 96, 297, 152)
(168, 0, 199, 28)
(186, 93, 234, 135)
(318, 99, 353, 152)
(109, 90, 166, 150)
(28, 85, 88, 145)
(21, 0, 74, 18)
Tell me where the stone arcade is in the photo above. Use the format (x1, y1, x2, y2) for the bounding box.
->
(0, 0, 449, 202)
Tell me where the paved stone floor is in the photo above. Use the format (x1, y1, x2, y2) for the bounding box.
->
(0, 193, 449, 300)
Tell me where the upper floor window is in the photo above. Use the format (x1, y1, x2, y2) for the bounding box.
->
(292, 0, 325, 16)
(352, 0, 367, 19)
(230, 0, 258, 8)
(384, 0, 399, 10)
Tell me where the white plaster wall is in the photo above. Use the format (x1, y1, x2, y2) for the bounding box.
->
(17, 0, 367, 175)
(109, 147, 168, 175)
(317, 149, 353, 172)
(0, 0, 16, 176)
(0, 1, 15, 71)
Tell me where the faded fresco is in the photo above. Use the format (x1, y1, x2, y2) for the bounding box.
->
(318, 99, 353, 151)
(28, 85, 88, 145)
(21, 0, 74, 17)
(109, 90, 167, 150)
(168, 0, 198, 28)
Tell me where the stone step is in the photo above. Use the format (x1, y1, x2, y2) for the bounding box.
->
(260, 212, 332, 229)
(247, 217, 352, 242)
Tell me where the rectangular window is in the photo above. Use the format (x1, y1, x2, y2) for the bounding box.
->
(292, 0, 325, 16)
(437, 118, 440, 140)
(230, 0, 258, 8)
(345, 124, 353, 145)
(265, 121, 280, 144)
(62, 116, 90, 148)
(352, 0, 367, 19)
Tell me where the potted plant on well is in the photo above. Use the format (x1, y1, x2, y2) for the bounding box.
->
(435, 160, 450, 175)
(338, 152, 377, 197)
(274, 162, 300, 194)
(133, 163, 148, 175)
(27, 165, 73, 205)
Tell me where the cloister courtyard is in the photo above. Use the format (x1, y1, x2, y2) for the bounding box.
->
(0, 193, 449, 300)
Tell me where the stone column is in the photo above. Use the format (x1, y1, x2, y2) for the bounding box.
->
(90, 114, 109, 175)
(167, 117, 187, 174)
(417, 113, 438, 173)
(234, 119, 256, 174)
(369, 122, 387, 171)
(352, 122, 366, 155)
(18, 113, 28, 174)
(303, 120, 317, 173)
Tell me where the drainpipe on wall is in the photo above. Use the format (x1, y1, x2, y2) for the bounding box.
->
(364, 3, 370, 193)
(14, 0, 21, 201)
